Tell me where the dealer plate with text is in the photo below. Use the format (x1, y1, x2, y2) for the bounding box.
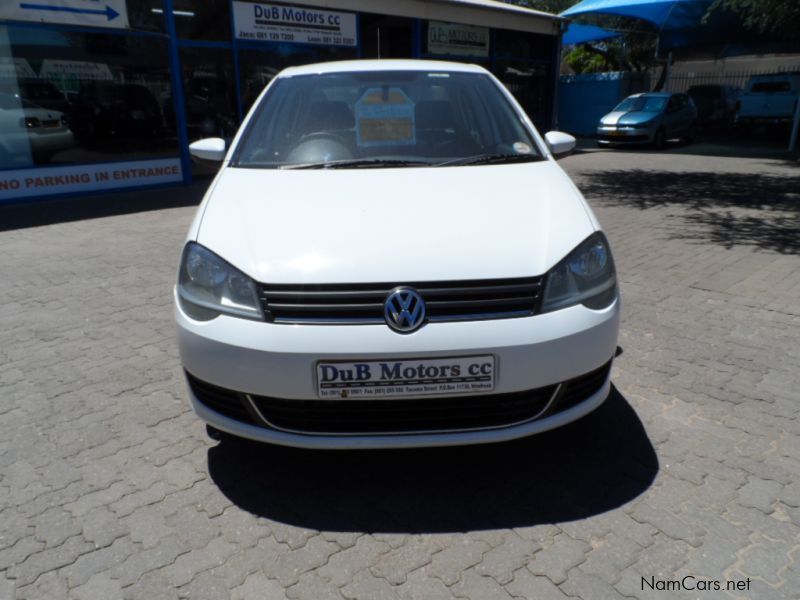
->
(316, 355, 495, 399)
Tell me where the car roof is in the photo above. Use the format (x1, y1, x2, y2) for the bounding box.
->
(279, 59, 489, 78)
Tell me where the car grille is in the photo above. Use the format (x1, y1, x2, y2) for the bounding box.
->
(185, 360, 612, 436)
(258, 277, 543, 325)
(599, 134, 649, 143)
(249, 385, 558, 434)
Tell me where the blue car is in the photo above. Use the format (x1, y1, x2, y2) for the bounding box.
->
(597, 92, 698, 149)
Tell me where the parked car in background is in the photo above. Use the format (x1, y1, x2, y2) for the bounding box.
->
(0, 92, 74, 165)
(687, 84, 740, 130)
(70, 82, 162, 144)
(735, 72, 800, 130)
(597, 92, 698, 149)
(176, 60, 619, 449)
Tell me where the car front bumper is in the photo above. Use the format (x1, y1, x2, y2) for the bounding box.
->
(596, 126, 653, 144)
(175, 288, 620, 448)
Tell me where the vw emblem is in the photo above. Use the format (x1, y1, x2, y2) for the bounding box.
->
(384, 287, 426, 333)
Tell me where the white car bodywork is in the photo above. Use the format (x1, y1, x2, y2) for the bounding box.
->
(176, 60, 620, 449)
(0, 93, 74, 164)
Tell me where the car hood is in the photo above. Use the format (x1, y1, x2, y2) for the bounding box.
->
(600, 111, 658, 126)
(196, 162, 596, 284)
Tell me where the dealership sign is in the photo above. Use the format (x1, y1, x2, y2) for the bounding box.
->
(40, 60, 114, 81)
(232, 1, 356, 46)
(1, 0, 129, 28)
(428, 21, 490, 58)
(0, 159, 182, 202)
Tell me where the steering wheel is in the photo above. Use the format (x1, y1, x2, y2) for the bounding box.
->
(287, 132, 353, 163)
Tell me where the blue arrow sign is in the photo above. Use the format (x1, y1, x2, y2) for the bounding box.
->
(19, 2, 120, 21)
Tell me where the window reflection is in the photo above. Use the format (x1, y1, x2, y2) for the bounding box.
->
(0, 25, 177, 170)
(238, 45, 357, 113)
(176, 47, 238, 141)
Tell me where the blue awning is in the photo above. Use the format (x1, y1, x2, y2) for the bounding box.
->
(561, 0, 713, 30)
(563, 23, 622, 46)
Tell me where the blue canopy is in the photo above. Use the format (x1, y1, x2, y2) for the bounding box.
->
(563, 24, 622, 46)
(561, 0, 713, 30)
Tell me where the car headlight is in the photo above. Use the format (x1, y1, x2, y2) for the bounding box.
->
(177, 242, 263, 321)
(541, 232, 617, 313)
(628, 121, 653, 129)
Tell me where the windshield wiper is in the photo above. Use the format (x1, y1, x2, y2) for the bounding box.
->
(434, 153, 541, 167)
(280, 158, 431, 170)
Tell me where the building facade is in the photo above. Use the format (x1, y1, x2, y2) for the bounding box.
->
(0, 0, 561, 203)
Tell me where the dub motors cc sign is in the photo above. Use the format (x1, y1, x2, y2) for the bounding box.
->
(232, 1, 357, 46)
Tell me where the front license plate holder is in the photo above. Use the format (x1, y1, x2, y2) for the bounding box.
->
(316, 355, 496, 399)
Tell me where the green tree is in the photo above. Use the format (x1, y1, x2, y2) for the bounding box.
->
(706, 0, 800, 39)
(510, 1, 659, 74)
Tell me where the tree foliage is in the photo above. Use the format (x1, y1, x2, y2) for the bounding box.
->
(707, 0, 800, 39)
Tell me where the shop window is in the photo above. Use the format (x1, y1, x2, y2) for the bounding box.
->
(238, 45, 357, 113)
(177, 47, 238, 143)
(360, 14, 413, 59)
(172, 0, 231, 41)
(494, 29, 553, 61)
(492, 61, 551, 130)
(0, 25, 177, 170)
(128, 0, 167, 32)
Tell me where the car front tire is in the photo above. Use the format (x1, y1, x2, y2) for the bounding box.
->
(652, 128, 666, 150)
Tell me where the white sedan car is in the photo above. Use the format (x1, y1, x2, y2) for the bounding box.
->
(0, 92, 74, 164)
(176, 60, 620, 449)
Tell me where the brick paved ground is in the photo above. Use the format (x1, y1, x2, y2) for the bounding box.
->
(1, 146, 798, 599)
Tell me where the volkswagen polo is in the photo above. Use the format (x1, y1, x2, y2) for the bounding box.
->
(175, 60, 620, 449)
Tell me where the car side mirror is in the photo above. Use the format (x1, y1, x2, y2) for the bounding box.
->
(189, 137, 226, 167)
(544, 131, 576, 159)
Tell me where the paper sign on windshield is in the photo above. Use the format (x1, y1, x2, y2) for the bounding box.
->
(355, 87, 416, 147)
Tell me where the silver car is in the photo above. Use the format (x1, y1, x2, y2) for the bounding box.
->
(597, 92, 698, 149)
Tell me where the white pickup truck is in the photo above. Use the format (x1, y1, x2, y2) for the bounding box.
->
(735, 72, 800, 128)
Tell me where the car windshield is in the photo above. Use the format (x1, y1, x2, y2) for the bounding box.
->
(233, 70, 542, 169)
(614, 96, 667, 113)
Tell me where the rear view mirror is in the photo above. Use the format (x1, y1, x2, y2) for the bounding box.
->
(189, 137, 226, 167)
(545, 131, 576, 159)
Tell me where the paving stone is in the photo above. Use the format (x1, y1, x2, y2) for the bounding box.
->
(395, 569, 452, 600)
(423, 539, 490, 587)
(737, 478, 782, 514)
(124, 572, 179, 600)
(263, 535, 339, 588)
(370, 536, 447, 585)
(177, 570, 230, 600)
(524, 535, 590, 585)
(472, 532, 540, 585)
(452, 570, 514, 600)
(340, 570, 401, 600)
(559, 569, 625, 600)
(69, 573, 124, 600)
(230, 572, 287, 600)
(286, 572, 343, 600)
(504, 568, 569, 599)
(8, 535, 95, 587)
(158, 538, 238, 588)
(60, 537, 139, 588)
(317, 536, 390, 588)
